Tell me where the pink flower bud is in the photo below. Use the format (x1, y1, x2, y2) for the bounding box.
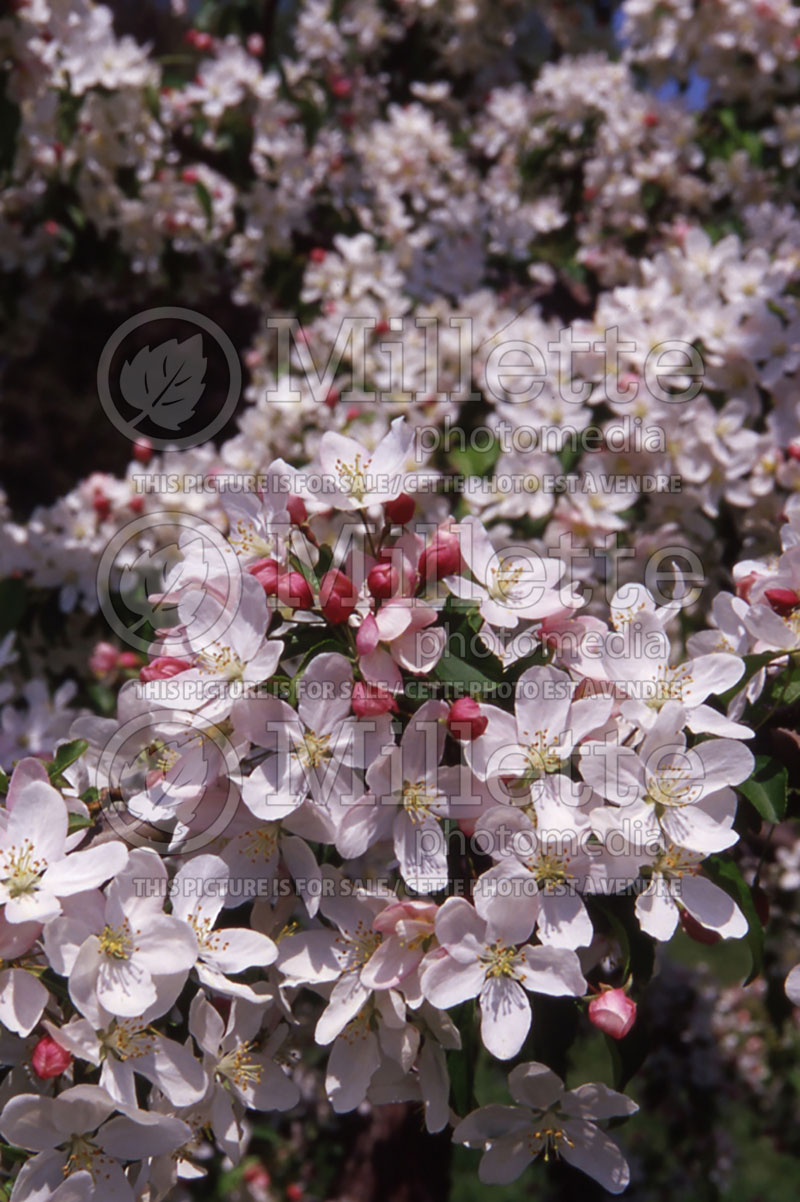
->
(32, 1035, 72, 1079)
(367, 561, 398, 600)
(447, 697, 488, 740)
(117, 652, 141, 670)
(320, 570, 358, 624)
(139, 656, 191, 683)
(384, 492, 415, 524)
(765, 587, 800, 617)
(132, 437, 152, 464)
(587, 989, 637, 1040)
(277, 572, 314, 611)
(418, 525, 461, 581)
(286, 495, 307, 525)
(89, 642, 119, 676)
(248, 557, 280, 595)
(352, 681, 398, 717)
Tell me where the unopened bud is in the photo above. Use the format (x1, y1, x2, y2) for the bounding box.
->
(139, 656, 191, 682)
(587, 988, 637, 1040)
(320, 570, 358, 624)
(277, 572, 314, 611)
(32, 1035, 72, 1080)
(447, 697, 488, 740)
(352, 681, 398, 717)
(384, 492, 415, 525)
(367, 561, 398, 599)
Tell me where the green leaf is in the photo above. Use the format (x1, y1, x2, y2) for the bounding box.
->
(704, 856, 764, 984)
(448, 435, 499, 478)
(739, 755, 788, 824)
(0, 768, 7, 795)
(194, 180, 213, 228)
(433, 649, 500, 700)
(68, 813, 94, 835)
(46, 739, 89, 785)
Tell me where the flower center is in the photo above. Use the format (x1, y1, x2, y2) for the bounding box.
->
(299, 730, 332, 768)
(229, 518, 275, 559)
(196, 645, 243, 681)
(98, 921, 134, 961)
(529, 852, 570, 889)
(2, 839, 46, 898)
(106, 1021, 156, 1061)
(219, 1041, 263, 1089)
(402, 778, 436, 823)
(335, 919, 382, 970)
(336, 453, 369, 501)
(489, 558, 524, 602)
(481, 941, 520, 979)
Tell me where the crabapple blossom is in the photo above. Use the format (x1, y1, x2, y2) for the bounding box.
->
(454, 1062, 637, 1191)
(419, 896, 587, 1059)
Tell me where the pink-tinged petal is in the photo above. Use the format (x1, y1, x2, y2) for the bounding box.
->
(473, 864, 538, 945)
(297, 653, 354, 732)
(477, 1131, 537, 1185)
(560, 1119, 631, 1194)
(508, 1062, 564, 1110)
(0, 1094, 62, 1151)
(562, 1082, 638, 1120)
(464, 705, 520, 780)
(316, 973, 372, 1045)
(5, 757, 50, 811)
(434, 896, 486, 961)
(786, 964, 800, 1006)
(479, 977, 531, 1059)
(394, 812, 448, 895)
(360, 935, 422, 991)
(517, 945, 586, 996)
(336, 799, 393, 860)
(680, 874, 748, 938)
(360, 647, 404, 690)
(43, 841, 128, 898)
(205, 928, 277, 974)
(356, 613, 381, 655)
(420, 951, 485, 1008)
(453, 1103, 532, 1146)
(374, 604, 413, 642)
(3, 780, 67, 863)
(98, 1112, 192, 1159)
(635, 879, 679, 940)
(579, 742, 645, 806)
(660, 804, 738, 855)
(536, 891, 594, 950)
(277, 930, 342, 983)
(326, 1029, 381, 1113)
(0, 968, 48, 1036)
